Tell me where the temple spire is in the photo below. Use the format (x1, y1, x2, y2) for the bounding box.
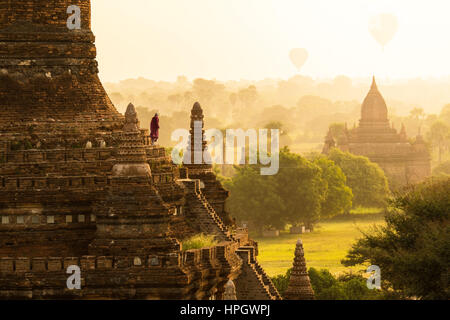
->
(370, 76, 378, 91)
(184, 102, 213, 173)
(284, 239, 315, 300)
(360, 76, 388, 122)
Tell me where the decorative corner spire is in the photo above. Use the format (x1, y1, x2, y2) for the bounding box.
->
(125, 102, 136, 115)
(400, 123, 406, 134)
(192, 101, 202, 112)
(123, 102, 140, 132)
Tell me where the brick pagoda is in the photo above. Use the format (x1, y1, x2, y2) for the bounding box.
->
(323, 77, 431, 188)
(0, 0, 281, 300)
(284, 239, 315, 300)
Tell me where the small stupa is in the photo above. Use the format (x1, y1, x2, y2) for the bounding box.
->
(284, 239, 315, 300)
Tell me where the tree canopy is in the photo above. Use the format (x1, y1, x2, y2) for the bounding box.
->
(327, 148, 389, 208)
(224, 147, 353, 232)
(314, 157, 353, 218)
(342, 178, 450, 299)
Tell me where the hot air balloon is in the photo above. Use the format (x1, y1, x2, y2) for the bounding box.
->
(289, 48, 308, 72)
(369, 13, 398, 49)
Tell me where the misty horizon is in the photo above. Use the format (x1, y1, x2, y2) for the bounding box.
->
(92, 0, 450, 84)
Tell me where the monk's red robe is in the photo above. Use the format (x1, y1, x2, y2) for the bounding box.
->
(150, 116, 159, 140)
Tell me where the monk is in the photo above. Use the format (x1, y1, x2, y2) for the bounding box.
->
(150, 113, 159, 146)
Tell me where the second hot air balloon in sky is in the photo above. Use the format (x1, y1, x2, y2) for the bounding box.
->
(289, 48, 309, 72)
(369, 13, 398, 49)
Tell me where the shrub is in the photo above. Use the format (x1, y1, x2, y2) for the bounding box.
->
(181, 234, 218, 251)
(271, 268, 291, 297)
(272, 267, 387, 300)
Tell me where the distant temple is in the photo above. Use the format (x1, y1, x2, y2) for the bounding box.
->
(0, 0, 285, 300)
(323, 77, 431, 187)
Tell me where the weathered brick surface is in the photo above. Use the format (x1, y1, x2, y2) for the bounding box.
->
(234, 247, 281, 300)
(0, 0, 275, 300)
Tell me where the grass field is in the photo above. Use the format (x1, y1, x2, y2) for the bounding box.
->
(254, 211, 385, 277)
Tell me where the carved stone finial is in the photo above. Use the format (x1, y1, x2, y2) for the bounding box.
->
(191, 102, 204, 121)
(192, 101, 202, 112)
(123, 103, 140, 132)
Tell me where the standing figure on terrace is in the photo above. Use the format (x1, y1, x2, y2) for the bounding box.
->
(150, 113, 160, 145)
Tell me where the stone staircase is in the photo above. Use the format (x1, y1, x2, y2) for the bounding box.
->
(234, 246, 281, 300)
(178, 179, 281, 300)
(180, 179, 233, 242)
(254, 260, 282, 299)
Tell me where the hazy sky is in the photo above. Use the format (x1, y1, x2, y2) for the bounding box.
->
(92, 0, 450, 83)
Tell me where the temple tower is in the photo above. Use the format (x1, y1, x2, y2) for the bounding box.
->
(324, 77, 431, 187)
(0, 0, 123, 144)
(0, 2, 272, 300)
(184, 102, 212, 174)
(360, 77, 389, 126)
(0, 0, 125, 257)
(183, 102, 234, 226)
(284, 239, 315, 300)
(89, 103, 179, 257)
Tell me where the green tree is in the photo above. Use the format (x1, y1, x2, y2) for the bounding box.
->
(271, 268, 292, 298)
(223, 166, 286, 234)
(225, 148, 329, 232)
(274, 148, 326, 230)
(328, 148, 389, 208)
(314, 157, 353, 218)
(272, 267, 385, 300)
(342, 178, 450, 299)
(309, 268, 386, 300)
(225, 148, 356, 232)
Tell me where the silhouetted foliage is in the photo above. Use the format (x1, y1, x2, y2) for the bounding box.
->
(272, 267, 386, 300)
(342, 178, 450, 299)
